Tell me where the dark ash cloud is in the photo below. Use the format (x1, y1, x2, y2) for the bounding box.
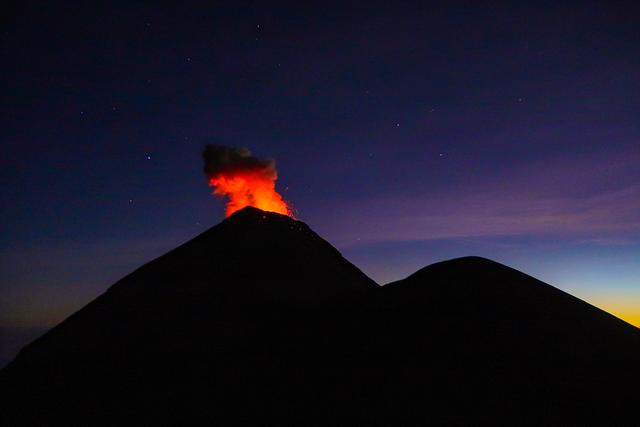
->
(202, 145, 277, 179)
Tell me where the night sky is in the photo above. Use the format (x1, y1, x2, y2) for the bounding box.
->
(1, 1, 639, 364)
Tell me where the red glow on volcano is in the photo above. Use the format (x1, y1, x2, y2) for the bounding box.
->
(208, 171, 292, 217)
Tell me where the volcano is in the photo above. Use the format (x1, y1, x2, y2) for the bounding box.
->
(2, 207, 639, 425)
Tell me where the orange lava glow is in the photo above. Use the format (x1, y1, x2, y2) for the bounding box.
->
(208, 171, 292, 217)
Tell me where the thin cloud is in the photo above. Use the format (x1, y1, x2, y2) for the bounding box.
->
(316, 151, 640, 247)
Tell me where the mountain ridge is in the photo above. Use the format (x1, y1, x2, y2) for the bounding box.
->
(388, 255, 638, 329)
(2, 206, 639, 425)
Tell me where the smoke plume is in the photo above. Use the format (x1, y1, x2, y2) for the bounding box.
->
(203, 145, 292, 217)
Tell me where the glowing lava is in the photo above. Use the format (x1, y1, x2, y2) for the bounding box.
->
(203, 145, 293, 217)
(208, 171, 291, 217)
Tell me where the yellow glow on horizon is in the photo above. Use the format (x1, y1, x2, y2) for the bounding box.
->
(586, 298, 640, 328)
(603, 309, 640, 328)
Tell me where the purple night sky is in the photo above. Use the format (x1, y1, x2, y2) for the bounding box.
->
(1, 1, 639, 366)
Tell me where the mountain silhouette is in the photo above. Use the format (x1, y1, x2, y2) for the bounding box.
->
(2, 207, 639, 425)
(375, 257, 640, 424)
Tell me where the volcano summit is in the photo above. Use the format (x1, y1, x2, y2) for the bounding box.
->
(2, 207, 639, 425)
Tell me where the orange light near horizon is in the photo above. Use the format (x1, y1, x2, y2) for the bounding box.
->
(596, 304, 640, 329)
(583, 294, 640, 328)
(208, 171, 292, 217)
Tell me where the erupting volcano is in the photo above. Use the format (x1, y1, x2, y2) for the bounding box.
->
(203, 145, 292, 217)
(3, 207, 640, 426)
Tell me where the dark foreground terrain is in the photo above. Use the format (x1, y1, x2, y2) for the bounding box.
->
(2, 207, 639, 425)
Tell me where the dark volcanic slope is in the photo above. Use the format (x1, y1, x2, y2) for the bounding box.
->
(1, 207, 377, 425)
(375, 256, 640, 424)
(2, 211, 639, 426)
